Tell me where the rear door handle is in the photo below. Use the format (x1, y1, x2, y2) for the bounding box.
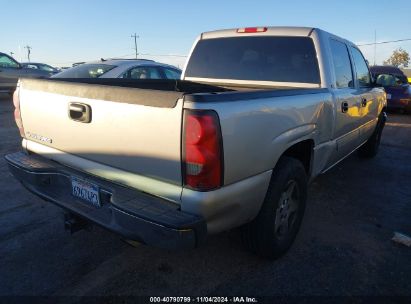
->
(341, 102, 349, 113)
(68, 102, 92, 123)
(361, 97, 367, 107)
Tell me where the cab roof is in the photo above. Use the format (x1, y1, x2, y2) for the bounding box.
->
(201, 26, 316, 40)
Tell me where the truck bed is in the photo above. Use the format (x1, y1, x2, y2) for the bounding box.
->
(42, 78, 327, 104)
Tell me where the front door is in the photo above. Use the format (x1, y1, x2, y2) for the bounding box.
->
(350, 46, 380, 144)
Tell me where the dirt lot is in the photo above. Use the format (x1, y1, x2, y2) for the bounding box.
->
(0, 93, 410, 300)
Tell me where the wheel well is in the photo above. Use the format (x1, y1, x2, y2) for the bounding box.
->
(282, 140, 314, 175)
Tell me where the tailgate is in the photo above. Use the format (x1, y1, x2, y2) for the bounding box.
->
(18, 79, 185, 199)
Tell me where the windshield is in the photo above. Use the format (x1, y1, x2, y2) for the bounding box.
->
(185, 36, 320, 85)
(0, 53, 20, 68)
(375, 73, 409, 86)
(53, 64, 116, 78)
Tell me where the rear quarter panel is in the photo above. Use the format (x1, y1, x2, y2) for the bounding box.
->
(184, 91, 334, 185)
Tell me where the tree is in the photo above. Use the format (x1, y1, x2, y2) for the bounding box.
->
(383, 48, 409, 67)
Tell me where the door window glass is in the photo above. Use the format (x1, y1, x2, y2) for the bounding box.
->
(351, 47, 371, 87)
(330, 39, 354, 88)
(163, 68, 181, 79)
(122, 66, 162, 79)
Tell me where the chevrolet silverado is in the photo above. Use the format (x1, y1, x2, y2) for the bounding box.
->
(6, 27, 386, 258)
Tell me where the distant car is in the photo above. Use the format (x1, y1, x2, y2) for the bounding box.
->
(21, 62, 60, 74)
(0, 52, 53, 94)
(53, 59, 182, 80)
(370, 65, 411, 113)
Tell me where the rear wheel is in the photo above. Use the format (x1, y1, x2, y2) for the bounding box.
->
(242, 157, 307, 259)
(358, 112, 386, 158)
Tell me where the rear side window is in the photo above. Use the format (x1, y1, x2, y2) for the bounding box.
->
(330, 39, 354, 88)
(54, 64, 115, 78)
(185, 36, 320, 84)
(121, 66, 162, 79)
(163, 68, 181, 79)
(26, 64, 39, 69)
(38, 64, 56, 72)
(351, 47, 371, 87)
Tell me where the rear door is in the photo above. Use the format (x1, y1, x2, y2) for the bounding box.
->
(349, 46, 379, 144)
(328, 39, 362, 165)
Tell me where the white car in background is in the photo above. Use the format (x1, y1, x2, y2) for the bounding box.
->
(21, 62, 61, 74)
(53, 59, 182, 79)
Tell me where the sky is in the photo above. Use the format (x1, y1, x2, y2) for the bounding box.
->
(1, 0, 411, 68)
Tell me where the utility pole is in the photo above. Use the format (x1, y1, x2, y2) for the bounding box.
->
(24, 45, 32, 62)
(131, 33, 139, 59)
(374, 30, 377, 66)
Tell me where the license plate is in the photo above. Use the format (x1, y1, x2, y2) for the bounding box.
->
(71, 177, 100, 207)
(386, 93, 391, 99)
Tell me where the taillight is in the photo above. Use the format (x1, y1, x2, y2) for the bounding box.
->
(237, 27, 267, 33)
(13, 88, 25, 138)
(183, 110, 223, 191)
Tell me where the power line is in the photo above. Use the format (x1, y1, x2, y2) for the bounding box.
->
(46, 52, 188, 66)
(100, 52, 187, 59)
(357, 38, 411, 46)
(139, 53, 187, 58)
(99, 53, 188, 59)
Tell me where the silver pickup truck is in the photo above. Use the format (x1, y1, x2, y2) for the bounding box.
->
(6, 27, 386, 259)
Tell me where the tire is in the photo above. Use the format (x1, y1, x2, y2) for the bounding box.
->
(241, 156, 307, 259)
(358, 112, 386, 158)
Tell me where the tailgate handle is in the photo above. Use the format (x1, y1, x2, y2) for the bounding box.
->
(69, 102, 92, 123)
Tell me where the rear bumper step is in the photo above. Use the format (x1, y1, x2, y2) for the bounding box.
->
(5, 151, 207, 250)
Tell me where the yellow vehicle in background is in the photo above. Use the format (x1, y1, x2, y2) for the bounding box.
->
(401, 69, 411, 83)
